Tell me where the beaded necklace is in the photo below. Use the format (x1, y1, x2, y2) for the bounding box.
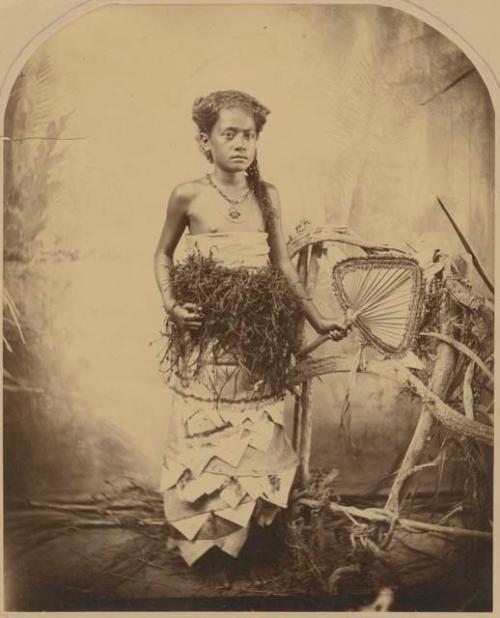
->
(206, 173, 252, 221)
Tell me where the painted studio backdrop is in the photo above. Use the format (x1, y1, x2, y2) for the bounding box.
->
(3, 4, 494, 501)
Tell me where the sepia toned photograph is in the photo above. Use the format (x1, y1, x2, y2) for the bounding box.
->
(1, 1, 495, 613)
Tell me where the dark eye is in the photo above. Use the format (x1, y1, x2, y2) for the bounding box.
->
(223, 130, 235, 139)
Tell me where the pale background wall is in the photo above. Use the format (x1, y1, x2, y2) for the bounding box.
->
(2, 3, 494, 497)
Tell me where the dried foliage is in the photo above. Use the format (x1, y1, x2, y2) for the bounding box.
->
(280, 473, 490, 605)
(2, 288, 39, 393)
(4, 51, 71, 262)
(4, 470, 491, 608)
(160, 251, 303, 396)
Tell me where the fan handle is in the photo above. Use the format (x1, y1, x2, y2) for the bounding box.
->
(296, 333, 331, 359)
(296, 309, 357, 359)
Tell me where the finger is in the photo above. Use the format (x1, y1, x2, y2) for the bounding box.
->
(183, 303, 202, 313)
(185, 311, 203, 318)
(187, 321, 202, 329)
(328, 330, 343, 341)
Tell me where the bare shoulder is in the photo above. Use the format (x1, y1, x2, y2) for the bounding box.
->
(167, 178, 206, 215)
(262, 180, 279, 196)
(262, 181, 282, 213)
(170, 178, 205, 202)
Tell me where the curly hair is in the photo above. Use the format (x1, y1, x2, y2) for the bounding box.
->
(192, 90, 276, 235)
(192, 90, 270, 141)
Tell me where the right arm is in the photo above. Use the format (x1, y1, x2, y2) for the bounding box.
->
(154, 184, 203, 331)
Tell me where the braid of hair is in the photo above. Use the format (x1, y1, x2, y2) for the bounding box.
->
(246, 157, 275, 236)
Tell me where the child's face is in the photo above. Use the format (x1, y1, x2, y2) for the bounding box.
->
(202, 107, 258, 172)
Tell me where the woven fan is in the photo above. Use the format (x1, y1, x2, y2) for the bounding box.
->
(297, 255, 425, 358)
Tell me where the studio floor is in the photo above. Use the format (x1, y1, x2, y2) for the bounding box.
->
(4, 499, 492, 612)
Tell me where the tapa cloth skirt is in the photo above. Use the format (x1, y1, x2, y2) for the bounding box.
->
(161, 347, 298, 566)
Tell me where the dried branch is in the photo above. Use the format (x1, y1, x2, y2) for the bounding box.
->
(419, 332, 493, 383)
(463, 362, 475, 420)
(298, 499, 492, 540)
(385, 456, 443, 517)
(367, 360, 493, 445)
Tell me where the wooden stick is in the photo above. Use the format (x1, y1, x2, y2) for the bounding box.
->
(292, 389, 303, 453)
(296, 333, 330, 359)
(297, 313, 358, 359)
(297, 242, 323, 482)
(298, 499, 492, 540)
(306, 242, 324, 296)
(298, 380, 314, 483)
(421, 69, 475, 105)
(292, 246, 309, 453)
(336, 506, 492, 540)
(437, 196, 494, 293)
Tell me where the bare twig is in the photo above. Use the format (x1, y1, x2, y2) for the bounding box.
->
(385, 456, 443, 517)
(438, 504, 464, 525)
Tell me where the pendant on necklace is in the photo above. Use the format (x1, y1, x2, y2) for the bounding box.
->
(229, 208, 241, 219)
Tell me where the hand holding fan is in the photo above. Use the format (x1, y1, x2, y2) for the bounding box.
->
(297, 255, 425, 359)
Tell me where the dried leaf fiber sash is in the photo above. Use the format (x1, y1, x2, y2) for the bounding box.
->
(160, 251, 302, 397)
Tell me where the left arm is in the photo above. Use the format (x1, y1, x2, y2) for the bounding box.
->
(266, 184, 346, 338)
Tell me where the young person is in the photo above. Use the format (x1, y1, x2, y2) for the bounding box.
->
(154, 90, 346, 580)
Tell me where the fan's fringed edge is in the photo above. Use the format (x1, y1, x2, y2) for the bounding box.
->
(331, 255, 426, 358)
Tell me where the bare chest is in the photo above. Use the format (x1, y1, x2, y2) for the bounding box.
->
(187, 191, 266, 234)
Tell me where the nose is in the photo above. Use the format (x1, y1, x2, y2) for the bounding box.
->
(234, 134, 246, 150)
